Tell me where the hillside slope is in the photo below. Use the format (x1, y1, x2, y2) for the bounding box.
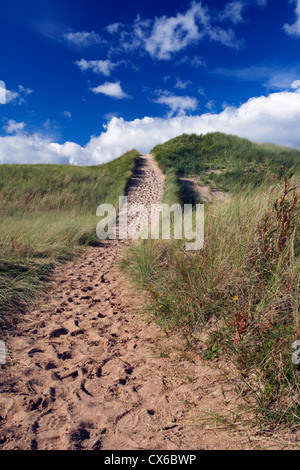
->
(0, 150, 139, 333)
(152, 132, 300, 193)
(122, 133, 300, 430)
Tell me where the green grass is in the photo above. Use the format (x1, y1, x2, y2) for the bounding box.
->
(1, 129, 300, 430)
(153, 132, 300, 193)
(161, 168, 199, 206)
(0, 149, 139, 333)
(121, 133, 300, 429)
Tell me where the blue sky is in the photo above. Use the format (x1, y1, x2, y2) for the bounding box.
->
(1, 0, 300, 164)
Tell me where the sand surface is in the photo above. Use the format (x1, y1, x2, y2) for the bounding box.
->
(0, 154, 292, 450)
(179, 176, 231, 202)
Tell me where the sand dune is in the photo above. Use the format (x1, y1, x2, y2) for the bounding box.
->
(0, 154, 276, 450)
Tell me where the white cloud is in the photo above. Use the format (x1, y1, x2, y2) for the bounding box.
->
(205, 99, 216, 111)
(219, 2, 245, 25)
(284, 0, 300, 36)
(146, 2, 243, 58)
(103, 111, 122, 121)
(4, 120, 26, 134)
(114, 2, 242, 61)
(174, 78, 193, 89)
(62, 110, 72, 118)
(64, 31, 103, 47)
(190, 55, 207, 67)
(88, 89, 300, 158)
(5, 85, 33, 105)
(0, 134, 72, 164)
(206, 24, 241, 48)
(292, 79, 300, 89)
(1, 89, 300, 165)
(144, 3, 209, 60)
(155, 92, 198, 116)
(106, 22, 124, 34)
(90, 81, 129, 99)
(75, 58, 119, 76)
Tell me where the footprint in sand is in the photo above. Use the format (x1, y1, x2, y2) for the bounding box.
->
(0, 155, 248, 451)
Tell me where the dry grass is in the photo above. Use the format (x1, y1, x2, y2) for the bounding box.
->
(121, 172, 300, 429)
(0, 150, 139, 333)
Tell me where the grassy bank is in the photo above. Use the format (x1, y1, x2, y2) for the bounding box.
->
(0, 149, 139, 333)
(153, 132, 300, 193)
(122, 134, 300, 429)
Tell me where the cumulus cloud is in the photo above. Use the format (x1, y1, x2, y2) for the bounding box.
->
(3, 120, 26, 134)
(75, 58, 119, 76)
(155, 92, 198, 116)
(292, 79, 300, 89)
(0, 134, 71, 164)
(5, 85, 33, 105)
(219, 1, 245, 25)
(64, 30, 103, 47)
(283, 0, 300, 36)
(1, 89, 300, 165)
(143, 3, 209, 59)
(106, 22, 124, 34)
(90, 81, 129, 99)
(113, 1, 242, 61)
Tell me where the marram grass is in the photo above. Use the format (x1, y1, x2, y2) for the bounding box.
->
(122, 133, 300, 429)
(0, 149, 139, 332)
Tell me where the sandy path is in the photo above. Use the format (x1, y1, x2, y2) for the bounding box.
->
(0, 154, 283, 450)
(179, 176, 231, 202)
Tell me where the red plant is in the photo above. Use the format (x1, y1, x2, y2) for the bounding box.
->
(256, 178, 299, 271)
(10, 237, 28, 256)
(232, 310, 249, 342)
